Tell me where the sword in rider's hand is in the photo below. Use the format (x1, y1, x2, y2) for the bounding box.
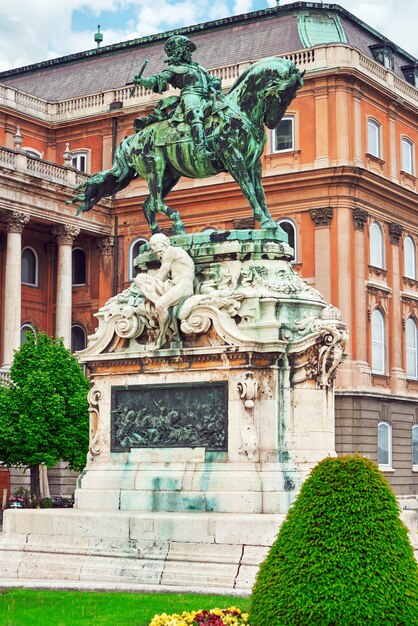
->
(128, 59, 149, 98)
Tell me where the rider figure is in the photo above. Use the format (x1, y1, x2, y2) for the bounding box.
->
(132, 35, 222, 160)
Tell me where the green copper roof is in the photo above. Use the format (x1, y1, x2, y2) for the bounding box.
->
(297, 11, 347, 48)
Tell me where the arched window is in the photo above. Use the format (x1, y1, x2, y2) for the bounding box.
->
(71, 324, 87, 353)
(369, 221, 384, 268)
(378, 421, 392, 469)
(128, 237, 148, 280)
(371, 309, 386, 374)
(21, 247, 38, 286)
(404, 236, 416, 279)
(22, 147, 42, 159)
(272, 116, 295, 152)
(367, 119, 381, 158)
(412, 424, 418, 467)
(72, 248, 86, 286)
(406, 317, 418, 380)
(20, 323, 36, 345)
(276, 218, 297, 261)
(401, 137, 414, 175)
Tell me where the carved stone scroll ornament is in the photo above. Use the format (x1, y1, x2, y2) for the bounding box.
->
(87, 385, 102, 459)
(286, 305, 348, 388)
(237, 371, 259, 460)
(52, 224, 80, 245)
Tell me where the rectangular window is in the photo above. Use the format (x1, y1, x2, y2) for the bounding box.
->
(368, 120, 381, 158)
(272, 117, 294, 152)
(72, 153, 88, 173)
(401, 138, 414, 175)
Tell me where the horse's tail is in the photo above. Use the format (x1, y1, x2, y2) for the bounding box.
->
(67, 136, 137, 215)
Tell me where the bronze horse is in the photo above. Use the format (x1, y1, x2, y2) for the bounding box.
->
(68, 57, 304, 234)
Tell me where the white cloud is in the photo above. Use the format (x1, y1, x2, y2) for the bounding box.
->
(233, 0, 254, 14)
(0, 0, 416, 73)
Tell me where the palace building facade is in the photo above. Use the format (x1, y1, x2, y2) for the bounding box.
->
(1, 1, 418, 497)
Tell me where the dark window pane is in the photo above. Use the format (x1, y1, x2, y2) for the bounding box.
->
(71, 325, 86, 352)
(72, 249, 86, 285)
(274, 118, 294, 151)
(21, 248, 36, 285)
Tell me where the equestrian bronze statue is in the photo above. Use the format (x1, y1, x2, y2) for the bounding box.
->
(68, 35, 304, 234)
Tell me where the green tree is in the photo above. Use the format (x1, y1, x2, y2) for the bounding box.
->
(250, 455, 418, 626)
(0, 332, 89, 498)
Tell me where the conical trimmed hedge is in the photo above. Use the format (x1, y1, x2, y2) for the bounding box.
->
(250, 455, 418, 625)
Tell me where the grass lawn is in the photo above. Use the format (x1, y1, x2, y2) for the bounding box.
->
(0, 589, 250, 625)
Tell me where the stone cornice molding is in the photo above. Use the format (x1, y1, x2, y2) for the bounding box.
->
(389, 222, 404, 245)
(52, 224, 80, 245)
(352, 208, 368, 231)
(309, 207, 333, 228)
(97, 236, 115, 256)
(4, 211, 30, 234)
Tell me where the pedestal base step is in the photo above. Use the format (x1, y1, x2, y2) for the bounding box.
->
(0, 509, 285, 591)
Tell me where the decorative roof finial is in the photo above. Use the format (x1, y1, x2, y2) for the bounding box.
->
(13, 126, 23, 150)
(94, 25, 103, 49)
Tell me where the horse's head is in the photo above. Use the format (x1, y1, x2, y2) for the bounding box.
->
(262, 59, 305, 129)
(228, 57, 304, 129)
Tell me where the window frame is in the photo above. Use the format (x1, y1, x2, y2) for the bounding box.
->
(71, 150, 89, 174)
(21, 246, 39, 287)
(128, 237, 148, 280)
(377, 421, 392, 470)
(401, 137, 414, 175)
(369, 221, 384, 269)
(72, 247, 87, 287)
(22, 147, 42, 159)
(71, 324, 87, 353)
(20, 322, 37, 346)
(371, 308, 386, 375)
(404, 235, 416, 280)
(412, 424, 418, 469)
(271, 115, 295, 153)
(276, 218, 298, 262)
(405, 317, 418, 380)
(367, 119, 381, 159)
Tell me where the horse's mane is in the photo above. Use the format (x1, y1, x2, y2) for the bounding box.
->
(228, 56, 293, 97)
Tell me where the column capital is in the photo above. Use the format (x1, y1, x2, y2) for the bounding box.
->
(309, 207, 333, 228)
(352, 208, 369, 231)
(4, 212, 30, 233)
(52, 224, 80, 245)
(97, 236, 115, 256)
(389, 222, 403, 245)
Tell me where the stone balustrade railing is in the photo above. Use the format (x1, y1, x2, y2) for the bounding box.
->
(1, 44, 416, 124)
(0, 146, 88, 187)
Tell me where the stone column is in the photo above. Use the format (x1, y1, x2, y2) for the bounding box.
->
(388, 222, 406, 393)
(52, 225, 80, 349)
(353, 91, 364, 167)
(314, 86, 329, 168)
(309, 207, 333, 303)
(335, 86, 350, 165)
(97, 236, 115, 307)
(2, 212, 30, 367)
(388, 109, 398, 183)
(352, 208, 371, 387)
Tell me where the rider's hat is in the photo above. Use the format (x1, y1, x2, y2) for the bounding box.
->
(164, 35, 196, 56)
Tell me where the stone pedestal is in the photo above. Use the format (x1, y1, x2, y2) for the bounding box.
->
(0, 229, 348, 590)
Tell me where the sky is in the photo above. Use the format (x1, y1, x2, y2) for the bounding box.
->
(0, 0, 415, 73)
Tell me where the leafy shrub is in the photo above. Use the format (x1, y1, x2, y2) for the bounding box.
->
(250, 455, 418, 625)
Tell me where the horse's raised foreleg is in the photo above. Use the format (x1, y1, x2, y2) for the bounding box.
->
(220, 147, 276, 229)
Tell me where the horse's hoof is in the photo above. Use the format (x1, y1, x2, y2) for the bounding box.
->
(173, 223, 186, 235)
(260, 219, 278, 230)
